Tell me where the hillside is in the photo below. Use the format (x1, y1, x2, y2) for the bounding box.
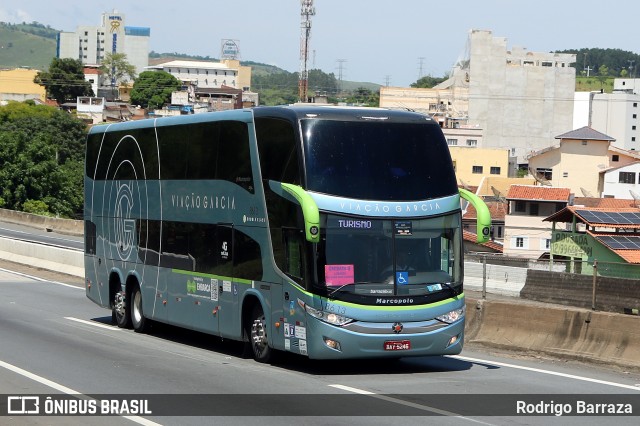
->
(0, 23, 56, 70)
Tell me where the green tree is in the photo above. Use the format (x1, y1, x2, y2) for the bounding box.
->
(0, 101, 87, 217)
(410, 75, 448, 89)
(99, 52, 137, 98)
(597, 64, 610, 89)
(33, 58, 93, 104)
(345, 87, 380, 107)
(130, 71, 181, 109)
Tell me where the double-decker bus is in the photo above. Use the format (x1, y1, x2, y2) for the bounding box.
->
(84, 105, 490, 361)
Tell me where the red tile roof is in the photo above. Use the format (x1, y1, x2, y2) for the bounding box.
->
(462, 230, 503, 252)
(506, 185, 571, 201)
(573, 197, 639, 209)
(463, 200, 507, 221)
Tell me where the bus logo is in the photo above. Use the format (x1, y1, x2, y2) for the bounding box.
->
(114, 182, 135, 261)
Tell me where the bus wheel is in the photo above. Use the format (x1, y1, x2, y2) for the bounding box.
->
(114, 289, 131, 329)
(249, 304, 272, 363)
(131, 284, 148, 333)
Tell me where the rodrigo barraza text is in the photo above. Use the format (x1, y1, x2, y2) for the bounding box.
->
(516, 400, 632, 416)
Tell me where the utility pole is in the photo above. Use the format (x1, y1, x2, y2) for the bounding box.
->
(418, 57, 425, 79)
(336, 59, 347, 94)
(299, 0, 315, 103)
(628, 60, 635, 78)
(384, 75, 391, 87)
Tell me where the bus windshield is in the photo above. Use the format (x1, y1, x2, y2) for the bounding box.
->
(315, 213, 462, 299)
(301, 119, 457, 201)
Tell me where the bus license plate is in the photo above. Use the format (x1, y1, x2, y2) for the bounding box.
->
(384, 340, 411, 351)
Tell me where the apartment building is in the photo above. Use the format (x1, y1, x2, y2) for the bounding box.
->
(380, 29, 576, 164)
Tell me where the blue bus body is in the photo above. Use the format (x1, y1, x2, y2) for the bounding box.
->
(84, 105, 485, 361)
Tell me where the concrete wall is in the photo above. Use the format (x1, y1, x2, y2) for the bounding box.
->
(0, 208, 83, 236)
(466, 297, 640, 371)
(521, 269, 640, 313)
(0, 237, 83, 278)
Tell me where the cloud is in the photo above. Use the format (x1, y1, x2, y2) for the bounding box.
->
(0, 8, 33, 24)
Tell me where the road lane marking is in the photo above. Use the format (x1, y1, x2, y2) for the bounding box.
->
(65, 317, 119, 331)
(0, 267, 82, 289)
(451, 354, 640, 391)
(0, 359, 161, 425)
(328, 384, 493, 424)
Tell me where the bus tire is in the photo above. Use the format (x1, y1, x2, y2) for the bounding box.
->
(131, 284, 148, 333)
(249, 304, 272, 363)
(114, 288, 131, 329)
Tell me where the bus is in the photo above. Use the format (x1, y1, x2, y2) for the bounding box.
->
(84, 105, 490, 362)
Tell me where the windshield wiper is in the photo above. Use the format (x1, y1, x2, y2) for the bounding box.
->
(440, 282, 461, 296)
(327, 281, 375, 298)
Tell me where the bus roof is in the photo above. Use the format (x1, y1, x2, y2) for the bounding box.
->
(253, 104, 436, 124)
(88, 105, 436, 135)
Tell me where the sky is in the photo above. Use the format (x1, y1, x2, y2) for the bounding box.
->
(1, 0, 639, 87)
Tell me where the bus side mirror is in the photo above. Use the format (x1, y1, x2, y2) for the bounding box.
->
(459, 188, 491, 244)
(278, 183, 320, 243)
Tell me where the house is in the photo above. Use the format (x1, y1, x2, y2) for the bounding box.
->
(544, 206, 640, 275)
(503, 185, 572, 259)
(463, 199, 507, 245)
(449, 146, 511, 186)
(527, 126, 640, 196)
(0, 68, 46, 103)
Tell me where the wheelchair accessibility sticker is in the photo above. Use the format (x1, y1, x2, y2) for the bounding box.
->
(396, 271, 409, 285)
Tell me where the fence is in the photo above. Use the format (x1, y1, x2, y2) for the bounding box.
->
(464, 253, 640, 315)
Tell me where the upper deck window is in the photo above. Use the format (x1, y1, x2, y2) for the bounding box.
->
(302, 119, 457, 201)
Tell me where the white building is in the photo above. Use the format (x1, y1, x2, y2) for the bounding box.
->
(600, 161, 640, 200)
(76, 97, 105, 124)
(57, 10, 150, 82)
(573, 80, 640, 152)
(147, 60, 240, 90)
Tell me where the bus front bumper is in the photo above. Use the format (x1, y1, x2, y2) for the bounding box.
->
(303, 316, 465, 360)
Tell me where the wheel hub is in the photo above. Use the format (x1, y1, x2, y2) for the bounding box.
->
(251, 319, 267, 346)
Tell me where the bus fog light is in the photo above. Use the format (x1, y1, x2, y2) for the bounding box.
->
(447, 334, 460, 347)
(323, 337, 342, 351)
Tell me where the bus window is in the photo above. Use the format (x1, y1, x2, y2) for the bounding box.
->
(157, 121, 254, 192)
(255, 117, 301, 185)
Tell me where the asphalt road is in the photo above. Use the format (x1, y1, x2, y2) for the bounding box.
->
(1, 265, 640, 426)
(0, 222, 83, 250)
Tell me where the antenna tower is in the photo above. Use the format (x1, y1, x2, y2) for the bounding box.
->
(299, 0, 315, 103)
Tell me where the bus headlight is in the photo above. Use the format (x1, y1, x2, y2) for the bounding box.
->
(436, 306, 465, 324)
(303, 304, 354, 326)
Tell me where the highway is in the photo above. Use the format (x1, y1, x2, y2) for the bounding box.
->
(1, 265, 639, 425)
(0, 222, 83, 251)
